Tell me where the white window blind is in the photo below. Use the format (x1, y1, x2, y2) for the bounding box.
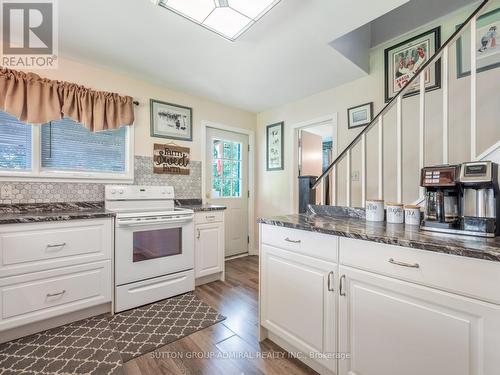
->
(41, 118, 127, 173)
(0, 112, 32, 170)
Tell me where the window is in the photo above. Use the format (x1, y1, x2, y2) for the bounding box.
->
(211, 138, 242, 198)
(0, 111, 132, 181)
(0, 112, 32, 170)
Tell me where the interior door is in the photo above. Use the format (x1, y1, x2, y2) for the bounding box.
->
(206, 127, 249, 257)
(299, 130, 323, 202)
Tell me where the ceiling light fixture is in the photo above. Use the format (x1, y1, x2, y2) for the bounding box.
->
(156, 0, 282, 41)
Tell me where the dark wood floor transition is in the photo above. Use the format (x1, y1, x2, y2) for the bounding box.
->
(124, 256, 317, 375)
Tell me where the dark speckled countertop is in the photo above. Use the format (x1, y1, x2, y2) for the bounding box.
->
(0, 202, 115, 225)
(175, 199, 226, 212)
(258, 205, 500, 262)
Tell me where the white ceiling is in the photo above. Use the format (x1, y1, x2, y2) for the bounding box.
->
(59, 0, 408, 112)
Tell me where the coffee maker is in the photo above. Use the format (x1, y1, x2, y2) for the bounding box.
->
(420, 165, 461, 234)
(458, 161, 500, 237)
(421, 162, 500, 237)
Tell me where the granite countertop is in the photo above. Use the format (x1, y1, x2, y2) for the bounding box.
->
(175, 199, 226, 212)
(258, 205, 500, 262)
(0, 202, 115, 225)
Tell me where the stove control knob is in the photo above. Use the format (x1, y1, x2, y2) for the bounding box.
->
(118, 190, 124, 195)
(110, 190, 116, 195)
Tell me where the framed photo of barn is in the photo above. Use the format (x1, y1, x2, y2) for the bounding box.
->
(150, 99, 193, 141)
(384, 27, 441, 102)
(153, 143, 190, 175)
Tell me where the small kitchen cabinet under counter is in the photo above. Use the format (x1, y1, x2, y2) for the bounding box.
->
(194, 211, 225, 285)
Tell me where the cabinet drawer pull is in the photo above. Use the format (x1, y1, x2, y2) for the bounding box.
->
(197, 229, 201, 239)
(206, 215, 216, 219)
(388, 258, 420, 269)
(339, 275, 346, 296)
(46, 290, 66, 298)
(46, 242, 66, 249)
(284, 237, 301, 244)
(327, 271, 335, 292)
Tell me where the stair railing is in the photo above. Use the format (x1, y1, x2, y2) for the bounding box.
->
(309, 0, 492, 208)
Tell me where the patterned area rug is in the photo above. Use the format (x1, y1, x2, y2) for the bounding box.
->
(109, 292, 225, 362)
(0, 293, 225, 374)
(0, 315, 124, 375)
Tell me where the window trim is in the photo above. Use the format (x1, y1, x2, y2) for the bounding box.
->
(0, 124, 134, 183)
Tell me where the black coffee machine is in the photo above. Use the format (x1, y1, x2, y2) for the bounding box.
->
(420, 162, 500, 237)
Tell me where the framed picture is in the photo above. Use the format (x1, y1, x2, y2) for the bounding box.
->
(384, 27, 441, 102)
(150, 99, 193, 141)
(348, 102, 373, 129)
(266, 122, 284, 171)
(456, 8, 500, 78)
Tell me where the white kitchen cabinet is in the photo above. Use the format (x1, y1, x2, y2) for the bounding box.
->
(261, 243, 337, 374)
(338, 265, 500, 375)
(194, 212, 225, 283)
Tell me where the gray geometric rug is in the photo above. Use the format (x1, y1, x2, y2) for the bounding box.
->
(108, 292, 225, 362)
(0, 293, 225, 374)
(0, 315, 124, 375)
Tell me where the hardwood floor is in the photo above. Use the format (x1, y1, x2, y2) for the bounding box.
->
(124, 256, 318, 375)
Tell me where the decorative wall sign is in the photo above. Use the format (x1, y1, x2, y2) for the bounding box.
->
(153, 143, 190, 175)
(456, 8, 500, 78)
(266, 122, 284, 171)
(348, 102, 373, 129)
(384, 27, 441, 102)
(150, 99, 193, 141)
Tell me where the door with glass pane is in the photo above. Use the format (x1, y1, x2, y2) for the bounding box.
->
(206, 127, 249, 257)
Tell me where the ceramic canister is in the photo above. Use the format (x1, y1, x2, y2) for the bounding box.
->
(404, 205, 421, 226)
(386, 202, 404, 224)
(365, 199, 385, 222)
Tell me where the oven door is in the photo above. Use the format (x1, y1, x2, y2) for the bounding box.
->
(114, 214, 194, 286)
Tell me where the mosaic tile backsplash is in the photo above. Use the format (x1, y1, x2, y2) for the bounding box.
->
(0, 156, 202, 204)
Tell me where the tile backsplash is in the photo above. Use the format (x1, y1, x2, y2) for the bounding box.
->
(0, 156, 202, 204)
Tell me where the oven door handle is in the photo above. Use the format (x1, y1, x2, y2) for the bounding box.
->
(117, 216, 193, 227)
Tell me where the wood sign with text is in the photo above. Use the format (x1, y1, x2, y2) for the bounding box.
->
(153, 143, 190, 175)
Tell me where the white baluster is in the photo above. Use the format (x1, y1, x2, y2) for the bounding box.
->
(361, 133, 367, 207)
(332, 164, 337, 206)
(346, 149, 351, 207)
(397, 96, 403, 203)
(470, 16, 477, 160)
(378, 117, 384, 200)
(419, 73, 426, 197)
(442, 46, 449, 164)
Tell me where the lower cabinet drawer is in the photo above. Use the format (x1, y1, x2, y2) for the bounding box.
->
(0, 261, 111, 331)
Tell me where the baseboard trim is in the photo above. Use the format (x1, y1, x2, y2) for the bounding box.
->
(0, 303, 112, 344)
(225, 252, 249, 260)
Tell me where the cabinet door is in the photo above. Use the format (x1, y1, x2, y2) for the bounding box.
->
(339, 265, 500, 375)
(195, 223, 224, 278)
(261, 244, 337, 373)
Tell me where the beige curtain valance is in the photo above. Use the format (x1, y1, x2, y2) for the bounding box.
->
(0, 67, 135, 132)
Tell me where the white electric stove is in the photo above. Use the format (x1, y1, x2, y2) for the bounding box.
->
(105, 185, 195, 312)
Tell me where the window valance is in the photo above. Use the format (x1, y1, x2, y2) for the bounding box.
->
(0, 67, 135, 131)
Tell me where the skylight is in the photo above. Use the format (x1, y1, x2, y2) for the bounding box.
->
(156, 0, 282, 41)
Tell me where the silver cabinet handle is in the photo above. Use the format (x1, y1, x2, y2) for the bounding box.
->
(284, 237, 301, 244)
(339, 275, 346, 296)
(46, 242, 66, 249)
(47, 290, 66, 298)
(327, 271, 335, 292)
(388, 258, 420, 269)
(206, 215, 216, 219)
(196, 229, 201, 239)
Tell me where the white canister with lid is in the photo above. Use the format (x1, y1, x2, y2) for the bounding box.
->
(365, 199, 384, 222)
(404, 205, 421, 226)
(386, 202, 404, 224)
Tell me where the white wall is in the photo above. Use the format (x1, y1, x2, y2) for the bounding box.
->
(256, 1, 500, 223)
(37, 57, 257, 162)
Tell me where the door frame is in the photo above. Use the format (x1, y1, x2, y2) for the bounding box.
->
(201, 121, 256, 255)
(291, 114, 338, 213)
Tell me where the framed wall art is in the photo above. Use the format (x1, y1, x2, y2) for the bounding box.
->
(456, 8, 500, 78)
(384, 27, 441, 102)
(348, 102, 373, 129)
(266, 122, 284, 171)
(150, 99, 193, 141)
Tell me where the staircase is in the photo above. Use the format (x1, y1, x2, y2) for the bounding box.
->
(302, 0, 500, 212)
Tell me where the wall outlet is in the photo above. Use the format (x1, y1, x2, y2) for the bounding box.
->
(0, 185, 13, 199)
(351, 171, 360, 182)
